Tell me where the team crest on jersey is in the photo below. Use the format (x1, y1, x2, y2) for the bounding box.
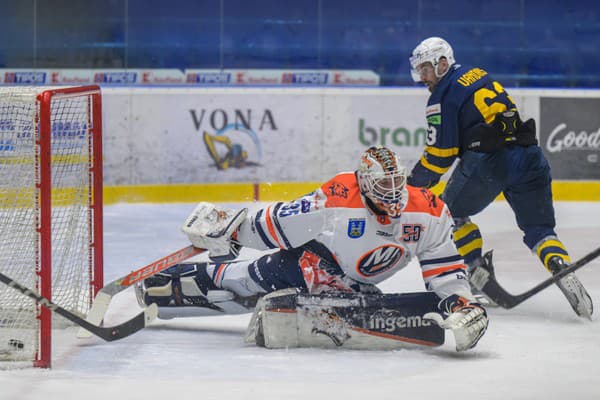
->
(357, 245, 405, 277)
(347, 219, 365, 238)
(327, 182, 349, 199)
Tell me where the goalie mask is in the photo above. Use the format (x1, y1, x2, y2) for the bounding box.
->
(410, 37, 455, 82)
(357, 146, 407, 218)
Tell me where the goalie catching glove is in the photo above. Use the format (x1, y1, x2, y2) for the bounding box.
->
(181, 202, 248, 262)
(424, 293, 488, 351)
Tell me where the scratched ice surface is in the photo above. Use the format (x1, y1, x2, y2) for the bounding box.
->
(1, 201, 599, 400)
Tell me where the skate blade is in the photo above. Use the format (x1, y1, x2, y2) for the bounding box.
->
(473, 293, 498, 308)
(558, 274, 593, 320)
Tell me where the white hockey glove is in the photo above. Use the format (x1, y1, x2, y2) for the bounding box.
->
(181, 202, 248, 263)
(424, 293, 488, 352)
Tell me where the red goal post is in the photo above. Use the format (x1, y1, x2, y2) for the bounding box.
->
(0, 85, 103, 368)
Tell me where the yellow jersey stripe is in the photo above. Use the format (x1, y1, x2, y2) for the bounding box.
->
(453, 222, 478, 242)
(419, 155, 451, 175)
(457, 238, 483, 258)
(425, 146, 460, 158)
(536, 239, 567, 257)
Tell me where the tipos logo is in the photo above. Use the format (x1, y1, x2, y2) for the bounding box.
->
(356, 245, 404, 277)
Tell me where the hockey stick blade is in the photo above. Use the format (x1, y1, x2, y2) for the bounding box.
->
(0, 271, 158, 342)
(78, 245, 205, 338)
(482, 246, 600, 309)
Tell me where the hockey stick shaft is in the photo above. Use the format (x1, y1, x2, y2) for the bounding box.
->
(112, 245, 206, 289)
(483, 246, 600, 308)
(0, 271, 158, 342)
(78, 245, 205, 338)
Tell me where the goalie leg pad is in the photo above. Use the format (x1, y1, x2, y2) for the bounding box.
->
(245, 289, 445, 350)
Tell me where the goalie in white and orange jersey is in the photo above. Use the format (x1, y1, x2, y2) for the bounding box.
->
(137, 146, 488, 351)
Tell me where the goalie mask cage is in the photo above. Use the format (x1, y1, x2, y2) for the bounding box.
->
(0, 85, 103, 368)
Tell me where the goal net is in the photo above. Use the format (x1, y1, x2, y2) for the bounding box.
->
(0, 85, 103, 368)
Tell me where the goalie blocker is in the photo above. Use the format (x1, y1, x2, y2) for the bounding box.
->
(245, 289, 446, 350)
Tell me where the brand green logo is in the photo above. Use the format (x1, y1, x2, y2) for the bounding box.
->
(358, 118, 427, 147)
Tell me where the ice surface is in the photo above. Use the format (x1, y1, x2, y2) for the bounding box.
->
(1, 201, 599, 400)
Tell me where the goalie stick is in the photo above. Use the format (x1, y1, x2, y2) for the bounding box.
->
(0, 270, 158, 342)
(477, 246, 600, 309)
(78, 245, 205, 338)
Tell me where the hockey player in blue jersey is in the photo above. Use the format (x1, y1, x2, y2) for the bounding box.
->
(407, 36, 592, 319)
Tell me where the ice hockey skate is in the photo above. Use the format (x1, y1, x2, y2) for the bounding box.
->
(467, 251, 498, 307)
(547, 256, 593, 320)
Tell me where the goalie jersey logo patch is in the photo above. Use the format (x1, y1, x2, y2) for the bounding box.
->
(357, 245, 405, 277)
(347, 219, 365, 238)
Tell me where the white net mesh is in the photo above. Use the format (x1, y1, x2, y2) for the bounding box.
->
(0, 87, 99, 365)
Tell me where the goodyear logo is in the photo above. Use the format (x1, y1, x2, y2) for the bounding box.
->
(282, 72, 328, 85)
(93, 72, 137, 84)
(186, 72, 231, 84)
(4, 72, 46, 84)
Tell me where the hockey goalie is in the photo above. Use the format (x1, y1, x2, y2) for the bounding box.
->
(136, 146, 489, 352)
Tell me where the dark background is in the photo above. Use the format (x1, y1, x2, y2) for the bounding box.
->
(0, 0, 598, 87)
(539, 98, 600, 179)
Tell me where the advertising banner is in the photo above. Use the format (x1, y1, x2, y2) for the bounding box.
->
(101, 88, 428, 186)
(1, 70, 47, 84)
(102, 88, 322, 185)
(99, 88, 600, 188)
(539, 97, 600, 179)
(0, 69, 379, 86)
(322, 91, 428, 174)
(184, 69, 380, 86)
(0, 69, 186, 85)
